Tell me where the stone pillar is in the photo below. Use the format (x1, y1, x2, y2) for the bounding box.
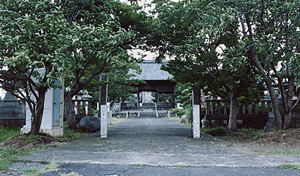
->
(167, 110, 171, 119)
(193, 88, 201, 138)
(99, 73, 108, 138)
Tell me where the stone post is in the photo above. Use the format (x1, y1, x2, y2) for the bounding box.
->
(167, 110, 171, 119)
(193, 88, 201, 138)
(99, 73, 108, 138)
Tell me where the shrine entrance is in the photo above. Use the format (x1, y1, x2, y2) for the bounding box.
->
(126, 60, 176, 111)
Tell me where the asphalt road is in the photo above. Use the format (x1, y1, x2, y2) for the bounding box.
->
(2, 163, 300, 176)
(37, 163, 300, 176)
(3, 118, 300, 175)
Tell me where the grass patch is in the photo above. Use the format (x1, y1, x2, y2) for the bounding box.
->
(262, 151, 300, 155)
(201, 127, 266, 142)
(94, 139, 110, 145)
(0, 125, 41, 170)
(174, 165, 191, 168)
(133, 164, 146, 166)
(278, 164, 300, 170)
(57, 129, 91, 141)
(21, 160, 59, 176)
(0, 148, 40, 170)
(0, 125, 21, 142)
(117, 145, 127, 149)
(201, 127, 228, 136)
(0, 125, 91, 171)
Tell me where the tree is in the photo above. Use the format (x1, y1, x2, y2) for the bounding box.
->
(0, 0, 70, 134)
(85, 60, 145, 110)
(150, 0, 265, 131)
(61, 0, 151, 129)
(216, 0, 300, 129)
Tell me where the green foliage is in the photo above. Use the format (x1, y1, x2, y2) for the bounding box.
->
(229, 128, 265, 141)
(151, 92, 173, 103)
(57, 129, 90, 141)
(174, 82, 193, 109)
(171, 108, 185, 117)
(185, 107, 193, 121)
(0, 148, 39, 170)
(202, 127, 228, 136)
(0, 126, 21, 142)
(278, 164, 300, 170)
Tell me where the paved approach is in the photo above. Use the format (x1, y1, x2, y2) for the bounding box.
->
(8, 118, 300, 175)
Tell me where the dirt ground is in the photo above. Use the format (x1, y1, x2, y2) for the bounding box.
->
(219, 128, 300, 155)
(3, 126, 300, 155)
(3, 132, 85, 150)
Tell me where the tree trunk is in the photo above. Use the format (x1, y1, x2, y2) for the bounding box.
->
(30, 93, 46, 135)
(228, 91, 238, 132)
(283, 78, 295, 129)
(64, 93, 78, 130)
(247, 47, 282, 130)
(243, 7, 282, 130)
(266, 81, 282, 130)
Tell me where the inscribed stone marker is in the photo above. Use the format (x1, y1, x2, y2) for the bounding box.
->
(100, 73, 108, 138)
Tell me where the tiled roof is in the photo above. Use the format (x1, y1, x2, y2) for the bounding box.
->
(129, 60, 173, 81)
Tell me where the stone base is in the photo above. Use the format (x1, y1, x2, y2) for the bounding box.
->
(21, 127, 63, 136)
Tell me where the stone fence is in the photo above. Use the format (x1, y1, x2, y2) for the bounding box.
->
(203, 99, 300, 129)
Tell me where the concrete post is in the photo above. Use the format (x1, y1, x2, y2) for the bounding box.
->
(193, 88, 201, 138)
(167, 110, 171, 119)
(99, 73, 108, 138)
(126, 111, 129, 118)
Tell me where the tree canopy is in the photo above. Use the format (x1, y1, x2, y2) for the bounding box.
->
(0, 0, 71, 134)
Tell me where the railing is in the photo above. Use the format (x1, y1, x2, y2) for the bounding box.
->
(205, 99, 272, 117)
(204, 100, 272, 126)
(121, 102, 175, 111)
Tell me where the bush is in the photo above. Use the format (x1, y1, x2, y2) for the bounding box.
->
(185, 107, 193, 123)
(171, 108, 186, 117)
(0, 125, 21, 142)
(202, 127, 227, 136)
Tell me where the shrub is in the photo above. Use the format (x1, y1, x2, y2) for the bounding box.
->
(171, 108, 186, 117)
(202, 127, 227, 136)
(0, 125, 21, 142)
